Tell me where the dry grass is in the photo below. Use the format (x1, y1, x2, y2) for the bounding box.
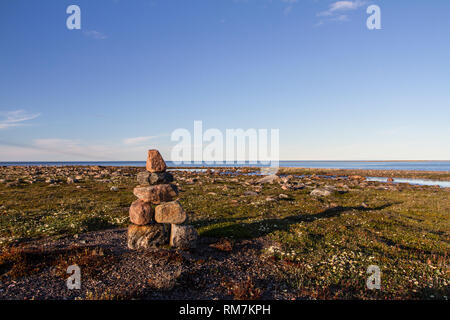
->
(222, 276, 263, 300)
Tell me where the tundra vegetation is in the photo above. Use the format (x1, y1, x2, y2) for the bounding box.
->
(0, 165, 448, 299)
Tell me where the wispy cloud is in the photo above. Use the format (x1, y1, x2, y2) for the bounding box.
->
(83, 30, 108, 40)
(318, 1, 365, 16)
(123, 136, 156, 145)
(281, 0, 298, 15)
(0, 110, 40, 129)
(316, 1, 366, 25)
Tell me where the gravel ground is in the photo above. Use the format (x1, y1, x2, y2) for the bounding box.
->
(0, 228, 290, 300)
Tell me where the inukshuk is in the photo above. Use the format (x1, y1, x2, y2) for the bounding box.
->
(128, 149, 198, 250)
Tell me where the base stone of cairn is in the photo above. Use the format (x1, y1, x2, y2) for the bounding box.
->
(127, 224, 169, 250)
(170, 225, 198, 249)
(127, 149, 198, 250)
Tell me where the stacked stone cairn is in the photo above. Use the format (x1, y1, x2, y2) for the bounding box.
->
(127, 149, 198, 250)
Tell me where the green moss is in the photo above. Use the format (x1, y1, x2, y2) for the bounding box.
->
(0, 166, 448, 299)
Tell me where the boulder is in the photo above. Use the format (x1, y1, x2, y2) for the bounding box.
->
(146, 149, 167, 173)
(310, 188, 332, 197)
(155, 200, 186, 224)
(170, 224, 198, 249)
(256, 174, 280, 184)
(129, 199, 154, 225)
(133, 184, 178, 204)
(127, 224, 169, 249)
(137, 171, 174, 185)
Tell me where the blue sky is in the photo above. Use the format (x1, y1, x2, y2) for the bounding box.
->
(0, 0, 449, 161)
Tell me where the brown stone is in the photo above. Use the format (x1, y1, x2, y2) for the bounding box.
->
(155, 200, 186, 224)
(127, 224, 169, 250)
(129, 199, 154, 225)
(170, 224, 198, 249)
(146, 149, 167, 173)
(133, 184, 178, 204)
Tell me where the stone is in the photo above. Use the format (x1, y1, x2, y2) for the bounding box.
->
(129, 199, 154, 225)
(349, 175, 366, 181)
(110, 186, 119, 191)
(137, 171, 174, 185)
(155, 200, 186, 224)
(127, 224, 169, 250)
(310, 188, 332, 197)
(133, 184, 178, 204)
(243, 191, 259, 196)
(170, 224, 198, 249)
(146, 149, 167, 173)
(256, 174, 280, 184)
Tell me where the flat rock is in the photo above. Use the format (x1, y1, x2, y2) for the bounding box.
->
(137, 171, 174, 185)
(170, 224, 198, 249)
(256, 174, 280, 184)
(155, 200, 186, 224)
(129, 199, 154, 225)
(127, 224, 169, 249)
(146, 149, 167, 173)
(133, 184, 178, 204)
(310, 188, 332, 197)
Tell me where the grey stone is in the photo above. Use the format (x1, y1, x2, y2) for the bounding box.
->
(137, 171, 174, 185)
(310, 188, 332, 197)
(127, 224, 169, 250)
(170, 224, 198, 249)
(256, 174, 280, 184)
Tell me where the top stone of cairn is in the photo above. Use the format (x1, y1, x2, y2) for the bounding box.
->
(146, 149, 167, 173)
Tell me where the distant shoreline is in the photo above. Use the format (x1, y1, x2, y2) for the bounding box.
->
(2, 160, 449, 174)
(1, 160, 449, 163)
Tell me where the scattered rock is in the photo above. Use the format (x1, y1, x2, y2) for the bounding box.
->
(349, 175, 366, 181)
(256, 175, 280, 184)
(110, 186, 119, 192)
(310, 188, 332, 197)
